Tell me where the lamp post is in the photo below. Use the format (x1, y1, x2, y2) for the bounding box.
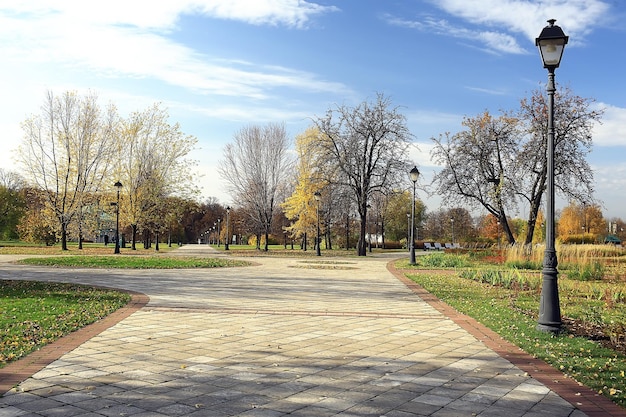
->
(217, 218, 221, 247)
(406, 213, 410, 252)
(409, 166, 419, 265)
(450, 218, 455, 244)
(113, 181, 122, 254)
(225, 207, 230, 250)
(314, 191, 321, 256)
(536, 19, 568, 333)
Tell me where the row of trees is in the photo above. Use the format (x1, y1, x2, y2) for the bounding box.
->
(2, 85, 617, 252)
(217, 88, 609, 255)
(2, 163, 620, 250)
(219, 94, 414, 256)
(14, 91, 197, 250)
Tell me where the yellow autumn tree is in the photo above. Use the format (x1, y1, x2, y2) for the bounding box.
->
(558, 202, 604, 243)
(583, 203, 605, 236)
(282, 127, 325, 246)
(558, 203, 581, 237)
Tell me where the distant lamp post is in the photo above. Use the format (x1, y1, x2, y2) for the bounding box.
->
(409, 166, 419, 265)
(217, 218, 221, 247)
(366, 203, 372, 253)
(536, 18, 568, 333)
(113, 181, 122, 254)
(225, 207, 230, 250)
(406, 213, 410, 252)
(314, 191, 322, 256)
(450, 218, 455, 244)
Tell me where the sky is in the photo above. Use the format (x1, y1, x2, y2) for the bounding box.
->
(1, 0, 625, 221)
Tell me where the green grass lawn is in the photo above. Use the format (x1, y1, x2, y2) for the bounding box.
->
(401, 262, 626, 409)
(0, 243, 251, 368)
(0, 280, 130, 367)
(18, 256, 250, 268)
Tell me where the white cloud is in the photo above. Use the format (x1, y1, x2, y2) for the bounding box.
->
(0, 2, 344, 101)
(196, 0, 339, 28)
(1, 0, 337, 30)
(592, 103, 626, 147)
(429, 0, 610, 42)
(385, 15, 526, 54)
(389, 0, 611, 54)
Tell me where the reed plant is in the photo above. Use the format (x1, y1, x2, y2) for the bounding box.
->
(502, 243, 625, 279)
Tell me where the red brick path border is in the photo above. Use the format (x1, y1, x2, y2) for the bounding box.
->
(388, 263, 626, 417)
(0, 290, 148, 395)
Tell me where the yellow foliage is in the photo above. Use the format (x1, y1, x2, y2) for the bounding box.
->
(282, 127, 325, 238)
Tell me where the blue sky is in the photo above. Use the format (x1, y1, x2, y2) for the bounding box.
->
(1, 1, 625, 220)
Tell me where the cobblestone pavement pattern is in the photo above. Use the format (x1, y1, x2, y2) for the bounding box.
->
(0, 245, 617, 416)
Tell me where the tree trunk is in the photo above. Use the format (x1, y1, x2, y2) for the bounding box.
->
(327, 228, 332, 250)
(524, 194, 542, 245)
(357, 214, 367, 256)
(131, 224, 138, 250)
(500, 214, 516, 245)
(345, 215, 350, 249)
(61, 222, 68, 251)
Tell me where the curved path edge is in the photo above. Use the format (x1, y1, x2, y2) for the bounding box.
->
(387, 261, 626, 417)
(0, 289, 149, 395)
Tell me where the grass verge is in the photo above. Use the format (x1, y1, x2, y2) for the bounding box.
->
(0, 280, 131, 367)
(17, 256, 250, 268)
(404, 270, 626, 409)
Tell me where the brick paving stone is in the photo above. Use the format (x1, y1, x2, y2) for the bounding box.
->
(0, 247, 624, 416)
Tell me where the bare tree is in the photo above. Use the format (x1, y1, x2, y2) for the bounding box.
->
(516, 86, 602, 244)
(431, 87, 602, 245)
(219, 123, 292, 251)
(431, 111, 520, 244)
(0, 169, 27, 191)
(18, 90, 117, 250)
(313, 93, 413, 256)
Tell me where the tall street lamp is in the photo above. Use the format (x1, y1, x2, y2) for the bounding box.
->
(314, 191, 322, 256)
(409, 166, 419, 265)
(225, 206, 230, 250)
(536, 19, 568, 333)
(113, 181, 122, 254)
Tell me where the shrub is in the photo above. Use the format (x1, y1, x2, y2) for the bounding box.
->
(505, 259, 541, 270)
(421, 252, 471, 268)
(460, 268, 541, 291)
(565, 262, 605, 281)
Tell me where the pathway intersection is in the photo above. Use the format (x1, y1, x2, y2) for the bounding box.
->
(0, 245, 622, 416)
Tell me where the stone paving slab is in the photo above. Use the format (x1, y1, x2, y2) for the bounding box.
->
(0, 245, 623, 416)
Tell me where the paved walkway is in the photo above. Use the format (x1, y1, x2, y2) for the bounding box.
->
(0, 245, 623, 417)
